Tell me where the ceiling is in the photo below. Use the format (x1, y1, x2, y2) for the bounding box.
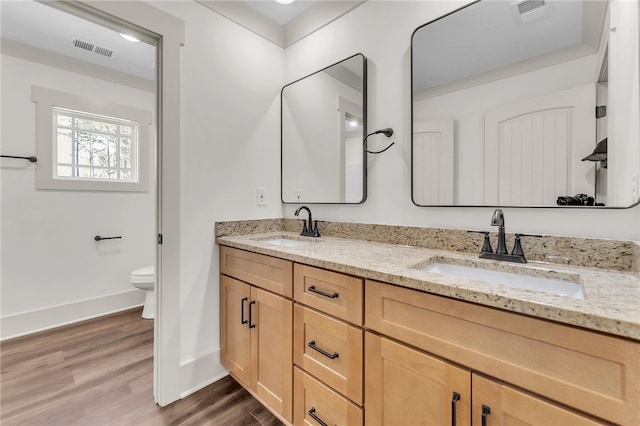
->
(0, 0, 363, 80)
(0, 0, 156, 81)
(197, 0, 365, 48)
(244, 1, 319, 26)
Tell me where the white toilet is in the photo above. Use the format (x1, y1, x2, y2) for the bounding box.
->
(130, 266, 155, 319)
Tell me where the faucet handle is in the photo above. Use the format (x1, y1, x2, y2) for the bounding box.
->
(511, 233, 542, 257)
(468, 230, 493, 254)
(299, 219, 308, 235)
(312, 220, 322, 238)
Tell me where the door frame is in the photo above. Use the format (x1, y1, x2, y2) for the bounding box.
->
(41, 0, 185, 406)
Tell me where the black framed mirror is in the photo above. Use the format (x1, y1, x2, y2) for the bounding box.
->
(411, 0, 640, 208)
(282, 53, 367, 204)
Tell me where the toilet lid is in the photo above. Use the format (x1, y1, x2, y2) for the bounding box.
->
(131, 266, 154, 281)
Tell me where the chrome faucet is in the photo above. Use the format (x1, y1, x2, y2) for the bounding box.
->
(469, 209, 541, 264)
(294, 205, 320, 237)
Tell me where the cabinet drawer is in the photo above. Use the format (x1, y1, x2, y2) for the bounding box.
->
(294, 264, 363, 325)
(365, 280, 640, 426)
(220, 246, 293, 297)
(294, 367, 363, 426)
(294, 305, 363, 405)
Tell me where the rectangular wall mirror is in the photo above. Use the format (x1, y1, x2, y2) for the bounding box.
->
(282, 53, 367, 204)
(411, 0, 639, 208)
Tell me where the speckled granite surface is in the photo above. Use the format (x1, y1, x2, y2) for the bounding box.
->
(215, 220, 640, 340)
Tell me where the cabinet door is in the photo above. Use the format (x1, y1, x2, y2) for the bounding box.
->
(220, 275, 251, 385)
(294, 367, 363, 426)
(365, 332, 471, 426)
(251, 287, 293, 423)
(472, 375, 606, 426)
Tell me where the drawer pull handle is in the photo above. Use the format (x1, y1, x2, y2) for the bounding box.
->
(308, 285, 339, 299)
(248, 301, 256, 329)
(451, 392, 460, 426)
(481, 404, 491, 426)
(308, 407, 333, 426)
(241, 297, 248, 325)
(308, 340, 339, 359)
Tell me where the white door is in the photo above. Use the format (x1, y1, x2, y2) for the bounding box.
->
(484, 84, 595, 206)
(413, 118, 455, 205)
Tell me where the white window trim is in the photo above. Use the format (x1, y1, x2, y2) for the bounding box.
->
(32, 86, 152, 192)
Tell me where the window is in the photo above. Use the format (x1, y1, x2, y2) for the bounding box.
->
(32, 86, 151, 191)
(54, 108, 139, 182)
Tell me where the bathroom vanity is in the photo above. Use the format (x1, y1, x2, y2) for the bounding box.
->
(217, 220, 640, 426)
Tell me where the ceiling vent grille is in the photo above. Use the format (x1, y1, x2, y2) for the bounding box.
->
(70, 37, 115, 58)
(517, 0, 545, 14)
(512, 0, 546, 23)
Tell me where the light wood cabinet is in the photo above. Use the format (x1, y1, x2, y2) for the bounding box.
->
(365, 332, 471, 426)
(365, 280, 640, 425)
(365, 332, 604, 426)
(472, 375, 605, 426)
(220, 248, 293, 423)
(294, 367, 363, 426)
(220, 275, 251, 384)
(219, 245, 639, 426)
(221, 246, 293, 297)
(294, 264, 363, 326)
(294, 304, 363, 404)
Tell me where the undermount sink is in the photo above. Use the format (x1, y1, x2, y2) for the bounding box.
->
(260, 237, 317, 248)
(420, 258, 584, 299)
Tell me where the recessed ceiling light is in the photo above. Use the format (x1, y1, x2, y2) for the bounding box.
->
(349, 121, 358, 127)
(120, 34, 140, 43)
(275, 0, 294, 4)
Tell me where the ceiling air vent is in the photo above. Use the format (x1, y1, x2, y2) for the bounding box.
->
(70, 37, 115, 58)
(517, 0, 545, 14)
(512, 0, 546, 23)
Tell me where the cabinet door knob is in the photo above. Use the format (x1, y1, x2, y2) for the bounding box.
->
(308, 340, 339, 360)
(451, 392, 461, 426)
(308, 285, 339, 299)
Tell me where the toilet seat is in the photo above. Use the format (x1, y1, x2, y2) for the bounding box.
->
(130, 266, 154, 284)
(130, 266, 155, 319)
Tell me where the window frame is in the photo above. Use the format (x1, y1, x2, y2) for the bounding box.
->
(32, 86, 151, 192)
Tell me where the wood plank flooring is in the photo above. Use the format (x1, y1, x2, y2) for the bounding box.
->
(0, 308, 283, 426)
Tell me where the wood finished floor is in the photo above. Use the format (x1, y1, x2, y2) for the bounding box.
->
(0, 308, 283, 426)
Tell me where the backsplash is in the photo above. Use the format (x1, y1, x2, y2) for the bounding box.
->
(215, 219, 640, 272)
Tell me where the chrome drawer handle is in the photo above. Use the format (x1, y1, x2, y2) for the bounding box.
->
(308, 340, 339, 360)
(308, 285, 338, 299)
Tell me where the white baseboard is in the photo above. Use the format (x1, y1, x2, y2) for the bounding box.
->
(1, 289, 145, 340)
(180, 349, 228, 398)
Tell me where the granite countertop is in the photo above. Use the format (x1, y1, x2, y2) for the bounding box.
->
(217, 231, 640, 341)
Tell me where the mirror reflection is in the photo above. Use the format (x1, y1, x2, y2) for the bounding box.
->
(411, 0, 640, 207)
(282, 54, 367, 204)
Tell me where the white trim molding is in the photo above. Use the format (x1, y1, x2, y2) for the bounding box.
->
(1, 289, 145, 341)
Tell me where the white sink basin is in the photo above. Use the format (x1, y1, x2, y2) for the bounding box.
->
(262, 238, 314, 247)
(422, 261, 584, 299)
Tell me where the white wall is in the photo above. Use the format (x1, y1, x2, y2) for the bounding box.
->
(0, 54, 155, 338)
(283, 0, 640, 241)
(149, 1, 284, 394)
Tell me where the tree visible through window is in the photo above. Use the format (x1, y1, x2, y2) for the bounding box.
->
(54, 107, 139, 182)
